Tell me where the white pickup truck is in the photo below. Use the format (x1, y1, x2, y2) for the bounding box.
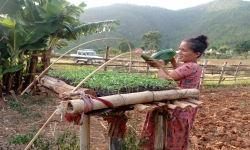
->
(70, 49, 104, 64)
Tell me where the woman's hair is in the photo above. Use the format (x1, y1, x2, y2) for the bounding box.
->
(183, 35, 209, 57)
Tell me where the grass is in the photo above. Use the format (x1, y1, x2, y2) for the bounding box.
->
(6, 93, 52, 117)
(8, 128, 80, 150)
(4, 92, 80, 149)
(198, 58, 250, 66)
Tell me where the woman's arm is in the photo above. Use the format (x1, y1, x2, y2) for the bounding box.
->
(158, 68, 180, 81)
(155, 59, 180, 81)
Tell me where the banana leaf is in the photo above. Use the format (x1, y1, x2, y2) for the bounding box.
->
(2, 64, 24, 75)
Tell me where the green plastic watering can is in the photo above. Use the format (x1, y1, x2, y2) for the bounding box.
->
(141, 48, 176, 64)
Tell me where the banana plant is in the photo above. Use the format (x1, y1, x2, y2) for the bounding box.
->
(41, 0, 120, 69)
(0, 0, 119, 93)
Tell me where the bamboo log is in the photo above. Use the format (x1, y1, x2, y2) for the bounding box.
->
(39, 75, 97, 97)
(80, 114, 90, 150)
(62, 89, 199, 114)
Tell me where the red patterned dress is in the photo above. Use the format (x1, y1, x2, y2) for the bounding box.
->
(141, 62, 202, 150)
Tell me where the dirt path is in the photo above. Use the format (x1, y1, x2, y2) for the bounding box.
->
(1, 87, 250, 149)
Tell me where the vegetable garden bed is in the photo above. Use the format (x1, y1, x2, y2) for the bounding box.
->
(48, 69, 177, 96)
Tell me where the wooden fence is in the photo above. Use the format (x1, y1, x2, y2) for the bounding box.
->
(51, 56, 250, 88)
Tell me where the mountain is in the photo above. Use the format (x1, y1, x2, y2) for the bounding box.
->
(61, 0, 250, 52)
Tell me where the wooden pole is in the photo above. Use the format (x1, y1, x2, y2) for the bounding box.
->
(108, 111, 124, 150)
(146, 63, 149, 75)
(104, 46, 110, 71)
(154, 110, 165, 149)
(200, 59, 208, 91)
(80, 114, 90, 150)
(234, 62, 241, 84)
(218, 62, 227, 86)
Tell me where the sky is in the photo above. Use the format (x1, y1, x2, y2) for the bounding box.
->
(66, 0, 215, 10)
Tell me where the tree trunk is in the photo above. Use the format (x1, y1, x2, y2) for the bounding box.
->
(41, 49, 52, 73)
(3, 73, 15, 94)
(24, 51, 39, 90)
(14, 68, 24, 95)
(39, 75, 97, 97)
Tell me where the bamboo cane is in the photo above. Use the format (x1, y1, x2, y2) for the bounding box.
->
(62, 89, 199, 114)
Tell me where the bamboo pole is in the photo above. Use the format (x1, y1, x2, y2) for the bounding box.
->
(80, 114, 90, 150)
(61, 89, 199, 114)
(24, 111, 56, 150)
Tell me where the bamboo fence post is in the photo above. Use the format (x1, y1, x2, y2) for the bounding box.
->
(218, 62, 227, 86)
(234, 62, 241, 84)
(200, 59, 208, 90)
(80, 114, 90, 150)
(104, 46, 110, 71)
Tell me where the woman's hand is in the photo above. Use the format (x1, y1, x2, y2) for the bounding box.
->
(133, 48, 143, 56)
(170, 58, 178, 69)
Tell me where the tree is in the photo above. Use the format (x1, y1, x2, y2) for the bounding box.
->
(218, 45, 229, 54)
(141, 31, 161, 50)
(0, 0, 119, 94)
(235, 40, 250, 54)
(118, 40, 135, 52)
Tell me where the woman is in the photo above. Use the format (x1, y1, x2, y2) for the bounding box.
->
(135, 35, 209, 149)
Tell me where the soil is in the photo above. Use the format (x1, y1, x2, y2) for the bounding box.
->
(0, 87, 250, 150)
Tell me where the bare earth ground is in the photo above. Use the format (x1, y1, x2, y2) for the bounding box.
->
(1, 87, 250, 150)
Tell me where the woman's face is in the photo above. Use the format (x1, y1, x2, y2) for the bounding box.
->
(177, 41, 200, 63)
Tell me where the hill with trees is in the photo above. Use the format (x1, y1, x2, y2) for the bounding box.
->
(58, 0, 250, 53)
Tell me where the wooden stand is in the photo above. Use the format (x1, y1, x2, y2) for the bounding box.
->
(38, 76, 201, 150)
